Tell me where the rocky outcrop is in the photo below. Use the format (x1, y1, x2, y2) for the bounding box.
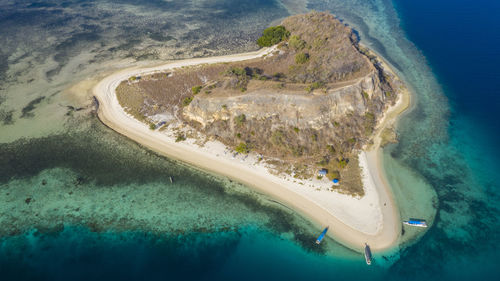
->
(184, 71, 387, 131)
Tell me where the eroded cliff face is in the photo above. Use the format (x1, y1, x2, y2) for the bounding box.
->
(184, 71, 386, 131)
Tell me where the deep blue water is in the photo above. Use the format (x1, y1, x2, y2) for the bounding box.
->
(395, 0, 500, 157)
(1, 0, 500, 280)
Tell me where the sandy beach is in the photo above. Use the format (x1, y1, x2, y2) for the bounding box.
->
(93, 46, 410, 251)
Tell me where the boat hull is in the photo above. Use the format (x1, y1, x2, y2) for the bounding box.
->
(315, 227, 329, 244)
(403, 220, 428, 227)
(364, 244, 372, 265)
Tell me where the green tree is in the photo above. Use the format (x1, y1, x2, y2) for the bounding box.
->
(257, 26, 290, 47)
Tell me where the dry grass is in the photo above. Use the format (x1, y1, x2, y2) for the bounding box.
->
(329, 153, 364, 196)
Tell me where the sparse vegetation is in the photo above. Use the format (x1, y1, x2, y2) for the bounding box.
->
(257, 26, 290, 47)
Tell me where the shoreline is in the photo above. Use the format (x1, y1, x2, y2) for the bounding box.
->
(93, 46, 410, 251)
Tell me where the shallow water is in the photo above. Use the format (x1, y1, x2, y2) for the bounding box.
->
(0, 0, 499, 280)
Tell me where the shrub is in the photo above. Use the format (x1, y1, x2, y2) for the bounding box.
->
(192, 86, 202, 95)
(337, 158, 348, 169)
(226, 67, 247, 77)
(293, 127, 300, 133)
(235, 142, 249, 154)
(295, 52, 309, 64)
(289, 35, 306, 50)
(235, 114, 246, 126)
(271, 130, 285, 146)
(257, 26, 290, 47)
(222, 104, 228, 110)
(305, 81, 324, 92)
(364, 112, 376, 135)
(182, 96, 193, 106)
(273, 72, 285, 79)
(327, 145, 336, 154)
(149, 123, 156, 130)
(175, 133, 186, 142)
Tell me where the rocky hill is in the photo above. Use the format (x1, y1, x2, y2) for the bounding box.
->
(115, 12, 403, 196)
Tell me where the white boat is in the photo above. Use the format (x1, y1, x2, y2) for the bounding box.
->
(403, 218, 427, 228)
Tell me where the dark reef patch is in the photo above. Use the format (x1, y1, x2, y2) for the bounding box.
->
(0, 109, 14, 125)
(20, 96, 45, 118)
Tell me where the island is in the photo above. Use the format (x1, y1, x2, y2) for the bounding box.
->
(93, 12, 410, 251)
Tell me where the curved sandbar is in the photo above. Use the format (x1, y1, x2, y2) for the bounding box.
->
(93, 46, 408, 251)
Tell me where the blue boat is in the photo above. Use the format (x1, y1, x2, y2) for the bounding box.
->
(403, 218, 428, 228)
(315, 226, 329, 244)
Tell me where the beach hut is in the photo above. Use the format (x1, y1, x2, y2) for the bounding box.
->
(332, 178, 340, 186)
(318, 168, 328, 176)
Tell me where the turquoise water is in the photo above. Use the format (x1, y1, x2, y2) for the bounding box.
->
(1, 0, 499, 280)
